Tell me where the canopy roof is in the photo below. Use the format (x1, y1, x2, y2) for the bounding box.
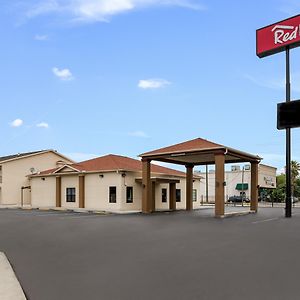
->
(140, 138, 261, 166)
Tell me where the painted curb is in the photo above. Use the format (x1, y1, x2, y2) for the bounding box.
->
(0, 253, 26, 300)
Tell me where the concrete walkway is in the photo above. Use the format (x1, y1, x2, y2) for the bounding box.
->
(0, 253, 26, 300)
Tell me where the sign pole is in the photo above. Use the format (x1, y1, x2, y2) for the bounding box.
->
(285, 47, 292, 218)
(256, 15, 300, 218)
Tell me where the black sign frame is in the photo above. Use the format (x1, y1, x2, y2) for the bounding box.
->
(277, 99, 300, 130)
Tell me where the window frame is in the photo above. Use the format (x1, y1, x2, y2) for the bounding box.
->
(161, 188, 167, 203)
(193, 189, 197, 202)
(109, 186, 117, 203)
(176, 189, 181, 202)
(126, 186, 133, 203)
(66, 187, 76, 203)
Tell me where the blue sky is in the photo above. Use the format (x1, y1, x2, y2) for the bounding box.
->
(0, 0, 300, 172)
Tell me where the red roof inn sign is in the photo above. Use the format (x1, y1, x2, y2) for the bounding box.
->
(257, 14, 300, 218)
(257, 14, 300, 58)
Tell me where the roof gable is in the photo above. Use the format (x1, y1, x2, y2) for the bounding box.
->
(140, 138, 224, 157)
(53, 165, 81, 174)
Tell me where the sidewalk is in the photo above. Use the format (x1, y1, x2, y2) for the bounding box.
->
(0, 252, 26, 300)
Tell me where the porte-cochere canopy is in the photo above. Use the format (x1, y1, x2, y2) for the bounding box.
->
(140, 138, 262, 217)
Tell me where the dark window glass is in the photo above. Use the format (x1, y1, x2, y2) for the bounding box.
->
(126, 186, 133, 203)
(66, 188, 76, 202)
(162, 188, 167, 203)
(193, 189, 197, 202)
(109, 186, 117, 203)
(176, 189, 181, 202)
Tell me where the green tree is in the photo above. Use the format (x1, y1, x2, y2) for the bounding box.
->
(291, 160, 300, 197)
(277, 173, 286, 186)
(270, 161, 300, 202)
(271, 174, 286, 202)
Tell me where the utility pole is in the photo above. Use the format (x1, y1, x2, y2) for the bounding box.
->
(241, 166, 244, 207)
(285, 47, 292, 218)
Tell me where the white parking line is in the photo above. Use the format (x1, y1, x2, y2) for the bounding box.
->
(252, 218, 278, 224)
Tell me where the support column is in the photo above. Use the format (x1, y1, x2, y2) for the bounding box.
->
(142, 159, 152, 213)
(169, 182, 176, 211)
(250, 162, 259, 212)
(215, 154, 225, 217)
(79, 175, 85, 209)
(56, 176, 61, 208)
(186, 164, 194, 211)
(151, 182, 156, 212)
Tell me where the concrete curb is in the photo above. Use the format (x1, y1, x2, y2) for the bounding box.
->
(0, 253, 26, 300)
(224, 210, 256, 218)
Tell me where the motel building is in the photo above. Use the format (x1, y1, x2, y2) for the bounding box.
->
(0, 150, 73, 206)
(0, 137, 267, 217)
(29, 154, 202, 212)
(196, 164, 277, 202)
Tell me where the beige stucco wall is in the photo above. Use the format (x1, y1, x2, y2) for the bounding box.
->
(259, 164, 277, 189)
(60, 175, 79, 209)
(85, 172, 123, 211)
(0, 152, 73, 205)
(119, 171, 142, 211)
(198, 164, 277, 201)
(31, 176, 56, 207)
(30, 170, 202, 212)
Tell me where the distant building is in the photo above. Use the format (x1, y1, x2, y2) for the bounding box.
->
(0, 150, 73, 205)
(29, 154, 201, 212)
(196, 164, 277, 202)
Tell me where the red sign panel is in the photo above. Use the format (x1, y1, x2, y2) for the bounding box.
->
(257, 14, 300, 58)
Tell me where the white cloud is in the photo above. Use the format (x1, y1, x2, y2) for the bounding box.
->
(138, 78, 171, 89)
(52, 67, 74, 81)
(25, 0, 204, 23)
(10, 119, 23, 127)
(244, 72, 300, 93)
(36, 122, 49, 128)
(34, 34, 48, 41)
(128, 130, 149, 138)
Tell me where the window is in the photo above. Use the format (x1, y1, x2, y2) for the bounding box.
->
(176, 189, 181, 202)
(109, 186, 117, 203)
(126, 186, 133, 203)
(66, 188, 76, 202)
(162, 188, 167, 203)
(193, 189, 197, 202)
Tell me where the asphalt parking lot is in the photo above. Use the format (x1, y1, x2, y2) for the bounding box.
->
(1, 207, 300, 300)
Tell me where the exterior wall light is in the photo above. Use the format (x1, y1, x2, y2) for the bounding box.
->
(99, 174, 104, 178)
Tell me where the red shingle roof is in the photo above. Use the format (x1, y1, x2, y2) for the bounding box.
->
(140, 138, 224, 157)
(38, 154, 188, 177)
